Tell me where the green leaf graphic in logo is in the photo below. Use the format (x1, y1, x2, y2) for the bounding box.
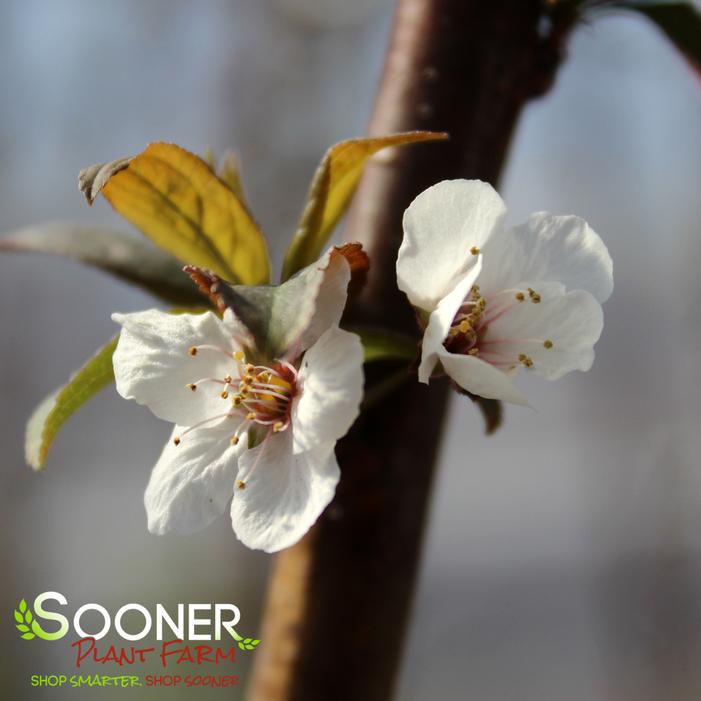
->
(14, 598, 36, 640)
(230, 628, 261, 651)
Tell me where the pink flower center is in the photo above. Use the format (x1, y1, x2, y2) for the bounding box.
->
(444, 284, 552, 371)
(173, 347, 298, 450)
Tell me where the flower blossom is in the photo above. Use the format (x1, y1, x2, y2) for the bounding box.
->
(112, 247, 364, 553)
(397, 180, 613, 405)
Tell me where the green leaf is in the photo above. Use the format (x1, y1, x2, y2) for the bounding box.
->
(25, 610, 33, 624)
(614, 2, 701, 74)
(238, 642, 245, 651)
(14, 610, 23, 623)
(0, 223, 205, 306)
(25, 337, 118, 471)
(352, 328, 417, 364)
(21, 632, 35, 641)
(281, 131, 448, 281)
(199, 245, 366, 360)
(251, 639, 260, 645)
(16, 624, 29, 633)
(19, 599, 27, 614)
(80, 143, 271, 285)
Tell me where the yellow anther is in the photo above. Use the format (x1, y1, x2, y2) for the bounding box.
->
(223, 374, 232, 384)
(458, 320, 471, 334)
(220, 391, 229, 399)
(543, 339, 553, 349)
(273, 421, 285, 433)
(233, 395, 243, 407)
(528, 288, 541, 303)
(188, 346, 198, 356)
(468, 348, 479, 356)
(242, 375, 253, 385)
(470, 246, 480, 255)
(515, 292, 525, 302)
(233, 350, 244, 361)
(245, 412, 256, 421)
(245, 364, 255, 374)
(519, 353, 534, 368)
(235, 480, 246, 490)
(240, 385, 250, 396)
(173, 437, 181, 446)
(231, 436, 239, 446)
(187, 383, 197, 392)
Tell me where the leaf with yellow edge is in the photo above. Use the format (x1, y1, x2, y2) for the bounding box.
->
(281, 131, 448, 281)
(25, 337, 118, 471)
(79, 143, 271, 285)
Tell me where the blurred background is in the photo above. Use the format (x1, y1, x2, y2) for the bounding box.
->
(1, 1, 701, 699)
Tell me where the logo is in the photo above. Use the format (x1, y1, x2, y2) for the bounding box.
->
(13, 592, 260, 650)
(14, 592, 261, 689)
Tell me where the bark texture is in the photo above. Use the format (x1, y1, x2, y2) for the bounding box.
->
(247, 1, 576, 699)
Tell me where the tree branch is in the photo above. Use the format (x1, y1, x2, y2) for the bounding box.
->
(246, 1, 576, 699)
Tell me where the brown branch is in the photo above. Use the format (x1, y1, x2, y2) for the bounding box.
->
(246, 1, 576, 700)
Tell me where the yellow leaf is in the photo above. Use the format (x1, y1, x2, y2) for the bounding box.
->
(218, 151, 247, 203)
(81, 143, 270, 285)
(281, 131, 448, 281)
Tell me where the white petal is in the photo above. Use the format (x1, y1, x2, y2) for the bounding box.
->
(397, 180, 506, 311)
(112, 309, 239, 426)
(297, 248, 351, 353)
(438, 350, 528, 405)
(418, 259, 482, 383)
(483, 281, 604, 380)
(222, 308, 256, 349)
(292, 326, 364, 453)
(145, 422, 243, 535)
(230, 430, 339, 553)
(479, 213, 613, 303)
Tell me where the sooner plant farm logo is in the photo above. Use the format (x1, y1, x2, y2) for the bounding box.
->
(12, 592, 261, 690)
(13, 592, 259, 650)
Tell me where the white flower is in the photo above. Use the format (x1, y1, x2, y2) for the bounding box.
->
(397, 180, 613, 405)
(111, 249, 364, 553)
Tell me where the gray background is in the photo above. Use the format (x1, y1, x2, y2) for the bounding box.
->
(1, 1, 701, 699)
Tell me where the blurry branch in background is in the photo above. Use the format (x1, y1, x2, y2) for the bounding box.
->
(246, 1, 581, 700)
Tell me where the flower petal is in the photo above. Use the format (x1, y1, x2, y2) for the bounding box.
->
(483, 281, 604, 380)
(479, 213, 613, 303)
(112, 310, 239, 426)
(438, 349, 528, 405)
(418, 259, 482, 383)
(145, 422, 243, 535)
(292, 326, 364, 453)
(231, 430, 339, 553)
(398, 180, 505, 311)
(297, 249, 351, 353)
